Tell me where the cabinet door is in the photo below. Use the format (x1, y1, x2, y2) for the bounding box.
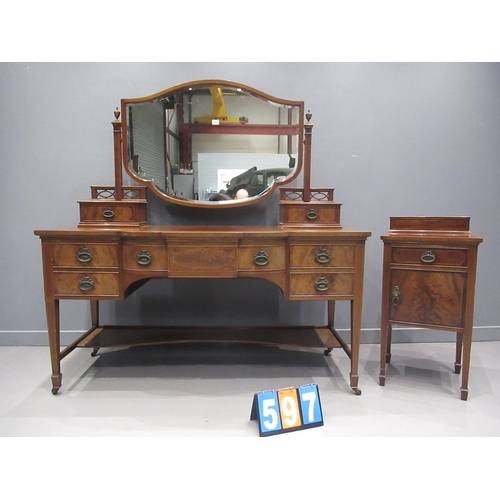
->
(389, 269, 466, 328)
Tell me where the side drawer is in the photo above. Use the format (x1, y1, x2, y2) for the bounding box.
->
(123, 241, 168, 271)
(391, 247, 468, 267)
(289, 272, 354, 299)
(52, 242, 119, 268)
(290, 244, 355, 269)
(238, 241, 286, 271)
(53, 271, 120, 297)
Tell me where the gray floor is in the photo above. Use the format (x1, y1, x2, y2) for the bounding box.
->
(2, 342, 498, 498)
(1, 340, 499, 437)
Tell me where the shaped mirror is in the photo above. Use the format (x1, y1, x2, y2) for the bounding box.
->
(121, 80, 304, 207)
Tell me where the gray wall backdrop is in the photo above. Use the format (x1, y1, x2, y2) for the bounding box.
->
(1, 62, 499, 346)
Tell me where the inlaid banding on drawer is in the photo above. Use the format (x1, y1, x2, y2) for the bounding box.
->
(391, 247, 468, 267)
(52, 243, 119, 267)
(289, 272, 354, 298)
(290, 244, 355, 268)
(53, 272, 120, 296)
(169, 244, 237, 276)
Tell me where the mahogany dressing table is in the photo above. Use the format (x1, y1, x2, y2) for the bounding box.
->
(35, 80, 371, 395)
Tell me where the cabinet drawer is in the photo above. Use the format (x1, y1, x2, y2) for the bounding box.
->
(52, 243, 119, 268)
(290, 244, 355, 269)
(123, 242, 168, 271)
(53, 271, 120, 297)
(289, 272, 354, 299)
(238, 243, 285, 271)
(391, 247, 467, 267)
(169, 244, 237, 277)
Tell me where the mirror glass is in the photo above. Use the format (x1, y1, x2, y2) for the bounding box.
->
(121, 80, 304, 207)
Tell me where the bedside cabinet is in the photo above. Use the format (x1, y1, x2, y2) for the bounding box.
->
(379, 217, 483, 400)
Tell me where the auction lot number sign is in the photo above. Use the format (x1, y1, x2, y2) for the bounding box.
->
(250, 384, 324, 436)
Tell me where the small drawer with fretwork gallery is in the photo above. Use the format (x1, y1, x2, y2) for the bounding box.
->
(78, 200, 147, 227)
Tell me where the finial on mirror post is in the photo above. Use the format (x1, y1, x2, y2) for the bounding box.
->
(304, 110, 313, 138)
(113, 106, 120, 121)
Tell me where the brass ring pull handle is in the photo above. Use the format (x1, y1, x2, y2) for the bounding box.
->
(392, 285, 401, 306)
(315, 248, 331, 264)
(77, 247, 92, 263)
(103, 208, 115, 218)
(79, 276, 94, 292)
(253, 251, 269, 266)
(421, 250, 436, 263)
(314, 276, 330, 292)
(137, 250, 152, 266)
(306, 209, 318, 220)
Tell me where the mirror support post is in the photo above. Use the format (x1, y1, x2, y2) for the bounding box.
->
(303, 111, 313, 203)
(112, 108, 123, 200)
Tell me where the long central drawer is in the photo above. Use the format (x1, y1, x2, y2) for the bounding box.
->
(168, 243, 238, 277)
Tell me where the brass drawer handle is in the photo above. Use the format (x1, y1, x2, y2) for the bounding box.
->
(103, 208, 115, 218)
(392, 285, 400, 306)
(421, 251, 436, 263)
(306, 209, 318, 220)
(314, 276, 330, 292)
(254, 251, 269, 266)
(79, 276, 94, 292)
(77, 247, 92, 263)
(315, 248, 331, 264)
(137, 250, 153, 266)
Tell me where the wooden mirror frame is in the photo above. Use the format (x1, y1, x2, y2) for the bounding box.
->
(119, 80, 305, 209)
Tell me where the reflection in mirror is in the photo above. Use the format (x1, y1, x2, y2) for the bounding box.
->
(121, 81, 304, 207)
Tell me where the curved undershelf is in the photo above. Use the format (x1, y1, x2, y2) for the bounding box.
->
(74, 325, 347, 353)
